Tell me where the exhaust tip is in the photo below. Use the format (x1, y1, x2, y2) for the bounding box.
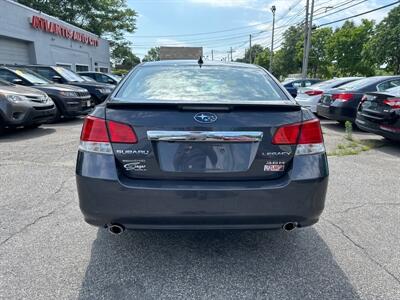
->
(282, 222, 298, 232)
(108, 224, 125, 235)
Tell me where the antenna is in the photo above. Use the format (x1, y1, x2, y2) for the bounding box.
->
(198, 56, 204, 68)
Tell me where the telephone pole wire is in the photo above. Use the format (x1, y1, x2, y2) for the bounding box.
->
(269, 5, 276, 72)
(301, 0, 310, 79)
(303, 0, 315, 79)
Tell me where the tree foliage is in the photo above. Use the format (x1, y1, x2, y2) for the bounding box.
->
(364, 6, 400, 74)
(142, 47, 161, 62)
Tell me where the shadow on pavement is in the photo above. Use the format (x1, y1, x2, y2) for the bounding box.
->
(0, 126, 55, 141)
(79, 228, 359, 300)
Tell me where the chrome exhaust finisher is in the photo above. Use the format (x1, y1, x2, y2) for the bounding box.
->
(108, 224, 125, 235)
(282, 222, 298, 232)
(147, 131, 263, 143)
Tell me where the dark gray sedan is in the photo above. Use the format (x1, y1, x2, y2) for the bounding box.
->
(76, 60, 329, 234)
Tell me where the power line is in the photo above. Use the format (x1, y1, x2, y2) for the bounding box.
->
(318, 0, 400, 27)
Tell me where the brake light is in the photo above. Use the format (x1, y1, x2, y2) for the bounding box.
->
(272, 119, 325, 155)
(332, 93, 354, 102)
(107, 121, 138, 143)
(383, 98, 400, 109)
(305, 90, 323, 96)
(81, 115, 109, 142)
(79, 116, 137, 154)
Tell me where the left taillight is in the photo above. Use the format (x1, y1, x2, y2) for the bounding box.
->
(332, 93, 354, 102)
(305, 90, 323, 96)
(272, 119, 325, 155)
(79, 116, 137, 154)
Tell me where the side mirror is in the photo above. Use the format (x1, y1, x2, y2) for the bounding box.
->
(12, 78, 24, 85)
(52, 75, 62, 83)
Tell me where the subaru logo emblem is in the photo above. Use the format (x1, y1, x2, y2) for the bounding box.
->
(194, 112, 217, 124)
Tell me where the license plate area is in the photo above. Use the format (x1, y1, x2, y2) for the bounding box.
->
(155, 141, 259, 173)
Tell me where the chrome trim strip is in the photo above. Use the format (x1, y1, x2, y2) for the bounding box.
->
(147, 131, 263, 142)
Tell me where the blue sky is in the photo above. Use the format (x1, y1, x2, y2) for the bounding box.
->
(126, 0, 397, 60)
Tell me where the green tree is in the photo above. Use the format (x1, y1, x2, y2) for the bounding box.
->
(254, 48, 271, 70)
(364, 6, 400, 74)
(327, 20, 375, 76)
(296, 27, 333, 78)
(142, 47, 160, 62)
(235, 44, 264, 64)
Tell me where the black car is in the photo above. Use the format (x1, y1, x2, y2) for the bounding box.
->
(22, 65, 115, 105)
(76, 60, 329, 234)
(317, 76, 400, 124)
(0, 66, 93, 120)
(77, 71, 121, 85)
(0, 79, 56, 132)
(356, 86, 400, 141)
(282, 78, 323, 98)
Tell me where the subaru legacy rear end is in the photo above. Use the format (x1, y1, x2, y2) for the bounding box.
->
(76, 61, 329, 233)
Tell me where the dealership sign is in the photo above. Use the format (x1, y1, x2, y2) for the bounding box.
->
(30, 15, 99, 47)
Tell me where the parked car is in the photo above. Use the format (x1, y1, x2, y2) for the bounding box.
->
(317, 76, 400, 124)
(77, 71, 121, 85)
(0, 66, 93, 120)
(0, 79, 56, 133)
(355, 85, 400, 141)
(296, 77, 364, 113)
(22, 65, 115, 105)
(282, 78, 323, 98)
(76, 60, 329, 234)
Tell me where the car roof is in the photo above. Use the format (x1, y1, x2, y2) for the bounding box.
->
(141, 60, 260, 69)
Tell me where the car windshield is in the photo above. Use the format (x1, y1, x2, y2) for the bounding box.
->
(0, 79, 12, 86)
(55, 67, 85, 82)
(116, 65, 287, 102)
(386, 85, 400, 96)
(108, 74, 121, 82)
(11, 68, 50, 85)
(338, 77, 381, 90)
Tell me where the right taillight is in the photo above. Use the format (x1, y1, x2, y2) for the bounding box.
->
(273, 119, 325, 155)
(79, 116, 137, 154)
(305, 90, 323, 96)
(383, 98, 400, 109)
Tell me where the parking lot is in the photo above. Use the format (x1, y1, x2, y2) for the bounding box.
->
(0, 119, 399, 300)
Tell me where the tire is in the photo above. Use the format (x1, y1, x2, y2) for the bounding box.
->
(48, 105, 62, 123)
(25, 124, 41, 129)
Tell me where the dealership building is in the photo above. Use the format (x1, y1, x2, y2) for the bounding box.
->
(0, 0, 110, 72)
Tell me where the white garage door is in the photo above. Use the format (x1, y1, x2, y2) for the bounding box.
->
(0, 36, 31, 65)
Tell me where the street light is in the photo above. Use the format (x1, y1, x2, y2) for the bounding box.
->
(269, 5, 276, 73)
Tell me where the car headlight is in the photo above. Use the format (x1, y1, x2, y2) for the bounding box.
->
(6, 94, 28, 102)
(60, 91, 78, 97)
(96, 88, 112, 94)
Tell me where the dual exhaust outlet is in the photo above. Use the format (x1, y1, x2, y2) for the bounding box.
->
(106, 222, 297, 235)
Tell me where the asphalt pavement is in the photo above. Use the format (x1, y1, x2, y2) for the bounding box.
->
(0, 118, 399, 300)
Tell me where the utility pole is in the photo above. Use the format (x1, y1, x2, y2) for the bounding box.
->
(301, 0, 310, 79)
(269, 5, 276, 72)
(230, 47, 233, 62)
(249, 34, 252, 64)
(303, 0, 315, 80)
(211, 49, 214, 61)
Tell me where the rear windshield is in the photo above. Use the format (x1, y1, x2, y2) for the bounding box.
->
(115, 65, 287, 102)
(338, 77, 380, 90)
(386, 85, 400, 96)
(310, 78, 356, 89)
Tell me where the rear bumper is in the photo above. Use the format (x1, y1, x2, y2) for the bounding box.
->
(356, 114, 400, 141)
(317, 103, 356, 122)
(76, 151, 329, 230)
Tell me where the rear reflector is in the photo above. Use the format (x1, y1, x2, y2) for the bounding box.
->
(332, 93, 354, 102)
(79, 116, 137, 154)
(383, 98, 400, 109)
(272, 119, 325, 155)
(305, 90, 323, 96)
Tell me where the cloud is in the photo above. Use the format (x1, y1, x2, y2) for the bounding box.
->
(188, 0, 256, 8)
(155, 38, 187, 47)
